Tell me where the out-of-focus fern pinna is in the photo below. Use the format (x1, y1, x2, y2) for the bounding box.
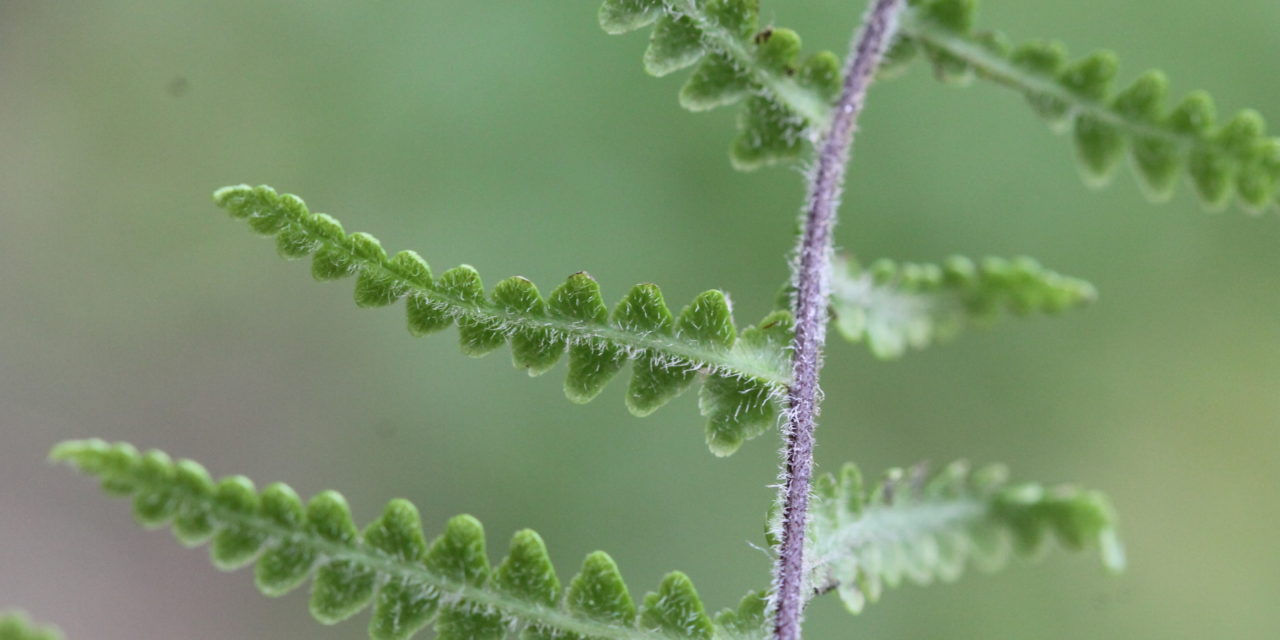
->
(887, 0, 1280, 214)
(45, 0, 1277, 639)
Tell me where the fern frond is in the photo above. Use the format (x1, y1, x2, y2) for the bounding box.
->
(803, 460, 1124, 614)
(213, 185, 792, 456)
(830, 254, 1096, 359)
(598, 0, 842, 170)
(0, 612, 62, 640)
(888, 0, 1280, 214)
(52, 440, 771, 640)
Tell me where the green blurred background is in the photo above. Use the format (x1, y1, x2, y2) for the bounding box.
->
(2, 1, 1277, 638)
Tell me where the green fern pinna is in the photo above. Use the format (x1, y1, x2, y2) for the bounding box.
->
(52, 439, 1118, 640)
(40, 0, 1275, 639)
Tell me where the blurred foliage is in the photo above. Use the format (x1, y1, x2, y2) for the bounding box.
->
(829, 254, 1096, 359)
(1, 1, 1277, 639)
(895, 0, 1280, 214)
(0, 612, 62, 640)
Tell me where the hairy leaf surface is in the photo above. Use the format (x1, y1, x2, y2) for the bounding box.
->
(830, 255, 1096, 358)
(52, 440, 770, 640)
(598, 0, 842, 169)
(891, 0, 1280, 214)
(214, 185, 791, 456)
(803, 460, 1124, 614)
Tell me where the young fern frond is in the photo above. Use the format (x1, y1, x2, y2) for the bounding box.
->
(829, 254, 1096, 359)
(803, 460, 1124, 615)
(888, 0, 1280, 214)
(52, 440, 774, 640)
(598, 0, 842, 170)
(213, 185, 793, 456)
(0, 612, 62, 640)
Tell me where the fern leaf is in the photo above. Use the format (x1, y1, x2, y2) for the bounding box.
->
(52, 440, 769, 640)
(0, 612, 62, 640)
(598, 0, 842, 170)
(889, 0, 1280, 214)
(711, 591, 767, 640)
(213, 185, 791, 456)
(830, 254, 1096, 359)
(804, 460, 1124, 614)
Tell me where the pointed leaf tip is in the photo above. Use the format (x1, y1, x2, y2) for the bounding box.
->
(678, 290, 736, 349)
(365, 499, 429, 562)
(640, 572, 713, 639)
(568, 551, 637, 625)
(210, 476, 266, 570)
(494, 276, 564, 376)
(494, 529, 561, 607)
(425, 514, 490, 586)
(256, 483, 315, 597)
(615, 284, 692, 416)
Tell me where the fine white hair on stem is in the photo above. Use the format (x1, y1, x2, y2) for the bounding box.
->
(770, 2, 906, 640)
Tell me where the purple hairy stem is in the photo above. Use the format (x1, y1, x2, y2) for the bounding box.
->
(772, 2, 905, 640)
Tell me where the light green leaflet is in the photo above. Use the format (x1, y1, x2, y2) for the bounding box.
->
(830, 254, 1096, 359)
(803, 460, 1124, 615)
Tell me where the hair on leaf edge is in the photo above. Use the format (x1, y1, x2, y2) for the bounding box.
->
(598, 0, 843, 170)
(213, 184, 793, 457)
(51, 439, 772, 640)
